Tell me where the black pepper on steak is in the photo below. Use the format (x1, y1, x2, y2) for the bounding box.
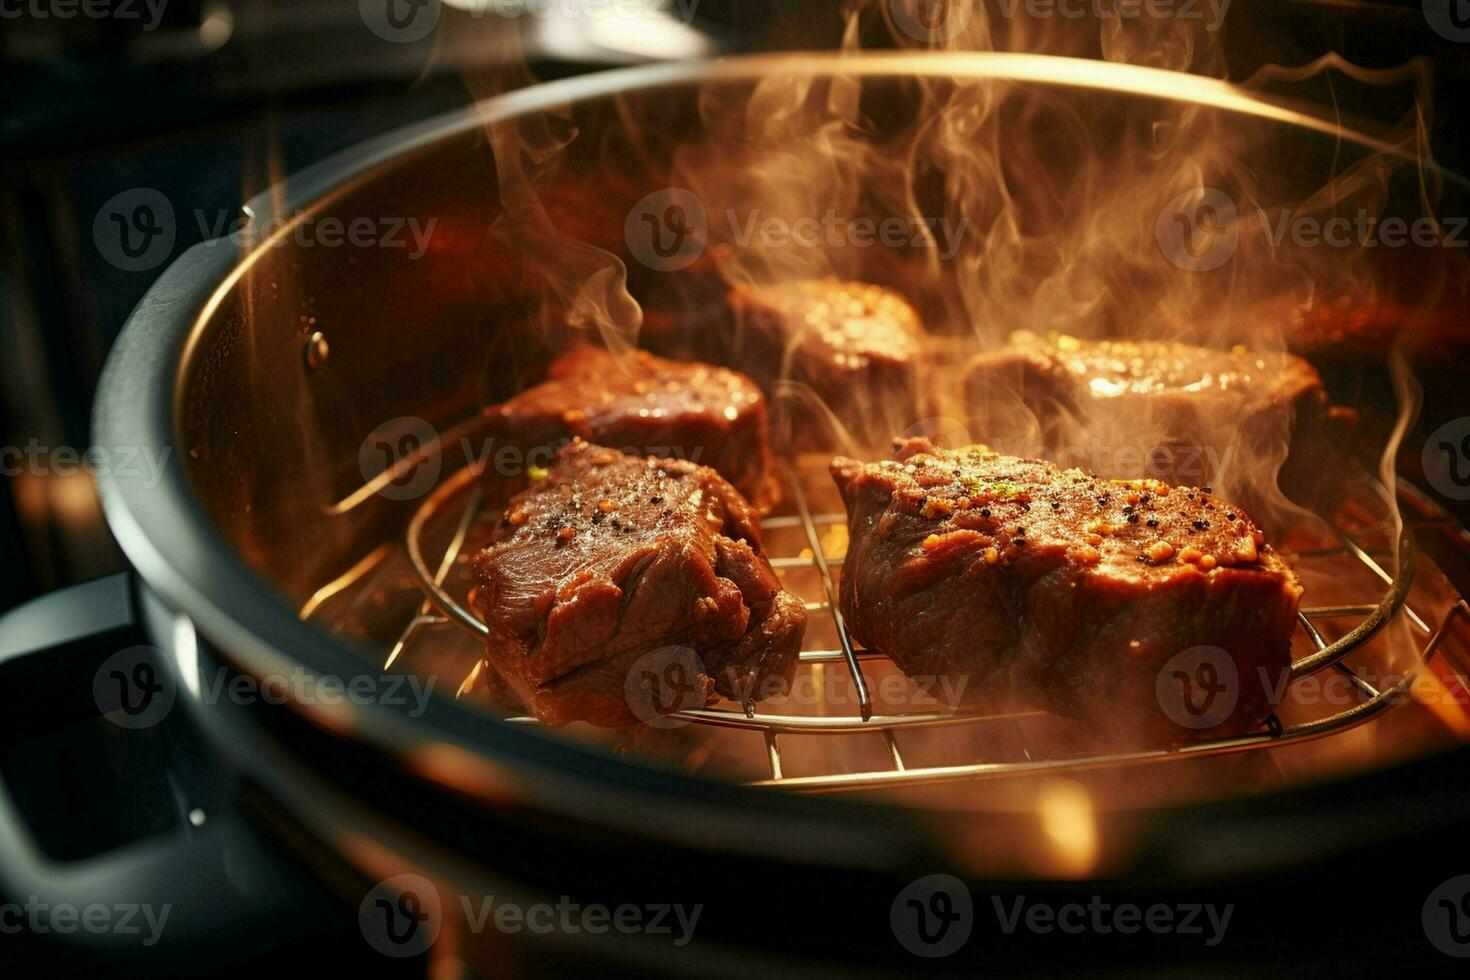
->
(830, 437, 1303, 743)
(472, 439, 805, 727)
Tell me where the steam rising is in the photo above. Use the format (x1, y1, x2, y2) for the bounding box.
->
(456, 4, 1462, 537)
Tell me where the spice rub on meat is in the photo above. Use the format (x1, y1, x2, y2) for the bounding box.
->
(963, 331, 1344, 497)
(482, 345, 778, 510)
(472, 439, 805, 727)
(831, 437, 1302, 742)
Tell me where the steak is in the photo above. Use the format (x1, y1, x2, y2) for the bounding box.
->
(962, 331, 1345, 504)
(831, 437, 1302, 742)
(481, 345, 778, 510)
(644, 276, 927, 451)
(472, 439, 806, 727)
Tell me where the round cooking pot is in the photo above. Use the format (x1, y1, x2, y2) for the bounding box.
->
(3, 53, 1469, 976)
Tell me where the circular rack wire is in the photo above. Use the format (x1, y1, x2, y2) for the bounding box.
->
(392, 460, 1468, 793)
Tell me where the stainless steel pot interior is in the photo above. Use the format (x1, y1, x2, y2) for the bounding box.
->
(93, 54, 1470, 865)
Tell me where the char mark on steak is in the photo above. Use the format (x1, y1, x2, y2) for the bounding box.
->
(482, 345, 778, 511)
(831, 437, 1302, 743)
(472, 439, 805, 727)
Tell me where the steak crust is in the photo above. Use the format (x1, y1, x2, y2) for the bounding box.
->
(962, 331, 1343, 501)
(831, 437, 1302, 742)
(472, 439, 805, 727)
(643, 275, 927, 451)
(482, 345, 778, 510)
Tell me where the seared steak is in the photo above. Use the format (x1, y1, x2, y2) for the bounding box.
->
(645, 276, 927, 451)
(482, 345, 777, 510)
(831, 438, 1302, 742)
(963, 331, 1343, 501)
(472, 439, 805, 727)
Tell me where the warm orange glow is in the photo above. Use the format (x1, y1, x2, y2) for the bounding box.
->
(1037, 780, 1099, 878)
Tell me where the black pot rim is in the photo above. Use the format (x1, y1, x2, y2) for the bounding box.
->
(91, 51, 1470, 874)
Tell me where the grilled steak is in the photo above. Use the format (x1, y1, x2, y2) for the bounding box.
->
(482, 345, 777, 510)
(962, 331, 1343, 503)
(644, 276, 926, 451)
(472, 439, 805, 727)
(831, 438, 1302, 742)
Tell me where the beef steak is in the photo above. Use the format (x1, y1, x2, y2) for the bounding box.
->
(482, 345, 777, 510)
(472, 439, 805, 727)
(831, 437, 1302, 742)
(962, 331, 1344, 502)
(643, 275, 927, 451)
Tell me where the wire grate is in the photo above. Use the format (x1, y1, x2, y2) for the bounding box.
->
(373, 459, 1469, 793)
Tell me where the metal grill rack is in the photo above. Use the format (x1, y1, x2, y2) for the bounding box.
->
(389, 461, 1469, 793)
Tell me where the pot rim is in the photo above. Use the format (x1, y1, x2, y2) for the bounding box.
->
(91, 51, 1468, 869)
